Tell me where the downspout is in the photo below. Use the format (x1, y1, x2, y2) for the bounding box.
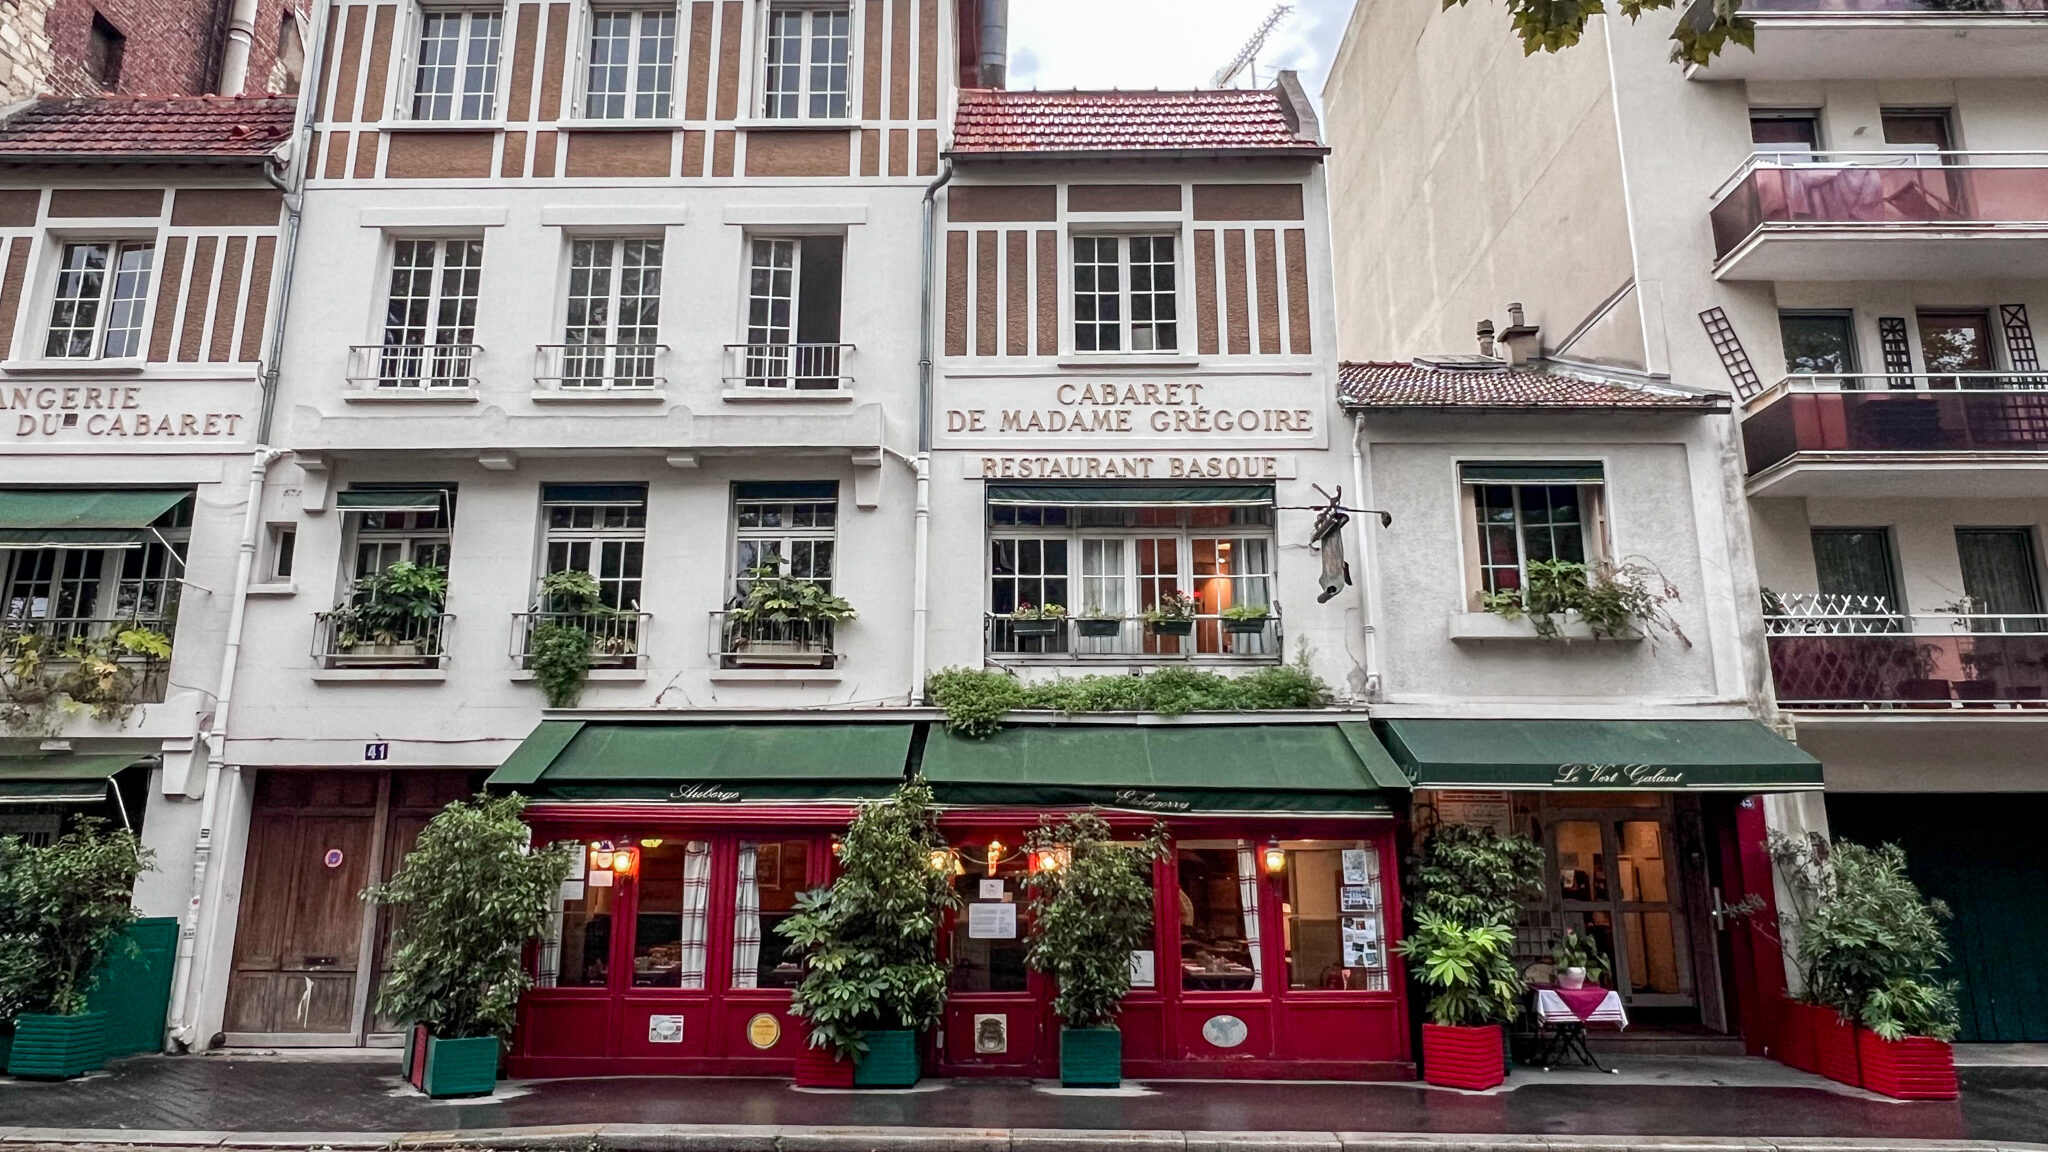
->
(215, 0, 261, 97)
(911, 158, 954, 705)
(167, 2, 322, 1050)
(1350, 413, 1381, 699)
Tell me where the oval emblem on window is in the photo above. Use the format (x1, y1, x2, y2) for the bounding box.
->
(747, 1013, 781, 1050)
(1202, 1015, 1248, 1049)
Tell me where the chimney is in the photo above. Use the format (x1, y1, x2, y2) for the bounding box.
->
(979, 0, 1009, 88)
(1499, 302, 1541, 367)
(1476, 319, 1496, 359)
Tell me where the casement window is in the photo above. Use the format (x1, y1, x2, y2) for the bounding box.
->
(585, 8, 677, 119)
(1780, 311, 1858, 376)
(43, 240, 155, 359)
(740, 235, 845, 389)
(377, 238, 483, 386)
(344, 499, 453, 580)
(561, 236, 663, 387)
(541, 484, 646, 611)
(266, 525, 297, 582)
(731, 482, 837, 593)
(1071, 235, 1178, 354)
(410, 8, 504, 121)
(761, 4, 850, 120)
(1461, 463, 1607, 608)
(2, 498, 189, 633)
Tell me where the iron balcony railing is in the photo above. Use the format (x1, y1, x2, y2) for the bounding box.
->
(723, 342, 854, 392)
(1765, 593, 2048, 708)
(1709, 151, 2048, 262)
(1741, 373, 2048, 473)
(985, 612, 1283, 662)
(347, 343, 481, 390)
(511, 610, 650, 668)
(709, 611, 840, 668)
(0, 615, 174, 704)
(533, 343, 668, 391)
(1683, 0, 2047, 31)
(312, 612, 454, 668)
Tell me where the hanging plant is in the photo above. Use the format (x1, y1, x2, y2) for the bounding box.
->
(528, 623, 595, 709)
(1480, 557, 1690, 648)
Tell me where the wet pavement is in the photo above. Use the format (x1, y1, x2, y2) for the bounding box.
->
(0, 1054, 2044, 1144)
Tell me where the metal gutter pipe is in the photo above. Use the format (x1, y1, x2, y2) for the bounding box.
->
(912, 158, 954, 705)
(1350, 412, 1381, 698)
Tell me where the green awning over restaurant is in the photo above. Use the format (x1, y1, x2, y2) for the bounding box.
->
(0, 489, 187, 547)
(985, 484, 1275, 507)
(486, 721, 916, 803)
(919, 723, 1406, 815)
(1377, 718, 1822, 791)
(0, 754, 135, 804)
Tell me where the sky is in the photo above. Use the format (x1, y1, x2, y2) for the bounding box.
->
(1005, 0, 1360, 101)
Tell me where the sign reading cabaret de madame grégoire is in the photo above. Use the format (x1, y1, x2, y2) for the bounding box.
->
(937, 377, 1328, 453)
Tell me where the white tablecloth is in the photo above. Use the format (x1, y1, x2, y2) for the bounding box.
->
(1535, 987, 1629, 1028)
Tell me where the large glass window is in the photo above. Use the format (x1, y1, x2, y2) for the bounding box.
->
(541, 486, 647, 611)
(948, 842, 1029, 994)
(1072, 235, 1178, 354)
(1281, 840, 1386, 991)
(585, 8, 676, 119)
(411, 8, 503, 121)
(562, 236, 663, 388)
(1957, 527, 2045, 620)
(1917, 309, 1995, 380)
(631, 839, 712, 989)
(733, 838, 810, 989)
(44, 240, 154, 359)
(742, 235, 845, 389)
(1175, 841, 1260, 992)
(379, 238, 483, 387)
(539, 842, 615, 988)
(762, 5, 850, 120)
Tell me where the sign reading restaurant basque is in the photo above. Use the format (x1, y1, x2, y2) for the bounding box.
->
(3, 383, 254, 443)
(937, 376, 1328, 453)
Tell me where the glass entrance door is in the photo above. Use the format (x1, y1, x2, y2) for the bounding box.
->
(1550, 815, 1695, 1009)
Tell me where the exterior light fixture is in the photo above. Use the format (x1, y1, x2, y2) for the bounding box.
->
(1033, 847, 1063, 872)
(986, 840, 1005, 873)
(928, 848, 953, 872)
(1264, 837, 1286, 874)
(611, 847, 638, 877)
(591, 842, 615, 871)
(640, 838, 664, 848)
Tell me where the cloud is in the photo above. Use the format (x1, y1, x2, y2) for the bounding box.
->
(1005, 0, 1357, 99)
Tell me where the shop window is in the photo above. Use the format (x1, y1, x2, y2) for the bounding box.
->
(584, 8, 677, 120)
(44, 240, 155, 360)
(631, 840, 712, 989)
(539, 842, 615, 988)
(1175, 841, 1260, 992)
(949, 841, 1030, 994)
(733, 838, 810, 989)
(1280, 840, 1388, 992)
(1460, 464, 1607, 610)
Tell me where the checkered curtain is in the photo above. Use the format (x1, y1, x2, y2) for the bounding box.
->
(732, 843, 761, 989)
(1236, 841, 1263, 991)
(678, 840, 712, 989)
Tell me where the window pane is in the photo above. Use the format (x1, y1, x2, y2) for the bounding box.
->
(542, 844, 616, 988)
(733, 839, 810, 989)
(1780, 313, 1857, 376)
(44, 242, 110, 358)
(632, 840, 711, 989)
(1177, 844, 1259, 992)
(949, 844, 1030, 993)
(1556, 820, 1608, 903)
(1282, 841, 1386, 991)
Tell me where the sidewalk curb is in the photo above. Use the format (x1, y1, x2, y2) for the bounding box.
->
(2, 1127, 2044, 1152)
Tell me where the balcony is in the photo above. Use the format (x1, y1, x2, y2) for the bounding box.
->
(533, 343, 668, 397)
(985, 613, 1283, 664)
(1709, 154, 2048, 281)
(0, 616, 173, 720)
(346, 343, 481, 396)
(723, 343, 854, 397)
(1767, 595, 2048, 711)
(313, 611, 454, 669)
(511, 610, 650, 669)
(709, 611, 840, 669)
(1741, 374, 2048, 496)
(1680, 0, 2048, 80)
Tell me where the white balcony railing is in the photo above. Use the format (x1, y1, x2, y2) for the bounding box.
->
(510, 610, 650, 669)
(723, 343, 854, 393)
(533, 343, 667, 391)
(348, 343, 480, 391)
(313, 612, 454, 668)
(709, 611, 840, 668)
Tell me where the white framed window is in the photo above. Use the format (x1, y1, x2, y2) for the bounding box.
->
(377, 237, 483, 386)
(348, 507, 452, 580)
(562, 236, 663, 387)
(410, 7, 504, 121)
(1461, 464, 1609, 608)
(2, 497, 189, 632)
(1072, 234, 1178, 354)
(266, 524, 297, 582)
(541, 485, 647, 611)
(585, 7, 677, 119)
(740, 234, 845, 389)
(43, 240, 155, 360)
(732, 482, 838, 594)
(761, 4, 850, 120)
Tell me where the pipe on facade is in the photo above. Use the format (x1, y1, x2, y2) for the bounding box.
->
(911, 158, 954, 705)
(216, 0, 262, 97)
(1349, 413, 1381, 699)
(977, 0, 1008, 89)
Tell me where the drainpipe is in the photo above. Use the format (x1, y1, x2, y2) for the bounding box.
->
(167, 2, 323, 1051)
(1349, 413, 1381, 699)
(911, 158, 954, 705)
(216, 0, 261, 97)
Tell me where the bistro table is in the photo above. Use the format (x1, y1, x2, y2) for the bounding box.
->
(1531, 985, 1628, 1072)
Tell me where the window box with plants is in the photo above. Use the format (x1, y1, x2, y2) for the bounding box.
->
(781, 779, 960, 1088)
(323, 561, 449, 665)
(1141, 591, 1198, 638)
(1022, 812, 1167, 1087)
(1, 624, 174, 737)
(723, 564, 857, 667)
(1, 820, 151, 1080)
(1007, 603, 1067, 639)
(1471, 559, 1688, 648)
(1074, 612, 1123, 639)
(368, 794, 577, 1098)
(1220, 603, 1273, 636)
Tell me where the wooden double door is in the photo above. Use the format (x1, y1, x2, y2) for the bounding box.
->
(222, 770, 476, 1045)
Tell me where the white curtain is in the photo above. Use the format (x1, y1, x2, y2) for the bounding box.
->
(677, 840, 712, 989)
(732, 843, 761, 989)
(1236, 841, 1264, 991)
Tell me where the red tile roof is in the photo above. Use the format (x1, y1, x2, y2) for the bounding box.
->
(950, 88, 1322, 156)
(0, 96, 297, 161)
(1339, 361, 1728, 411)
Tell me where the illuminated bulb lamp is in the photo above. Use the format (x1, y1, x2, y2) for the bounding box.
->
(1033, 848, 1063, 873)
(986, 840, 1005, 873)
(928, 848, 953, 872)
(592, 848, 615, 871)
(611, 847, 638, 876)
(640, 838, 664, 848)
(1263, 837, 1286, 874)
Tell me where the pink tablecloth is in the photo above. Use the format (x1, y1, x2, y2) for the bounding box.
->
(1535, 986, 1629, 1027)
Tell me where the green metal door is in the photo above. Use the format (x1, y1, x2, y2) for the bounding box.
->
(87, 916, 177, 1057)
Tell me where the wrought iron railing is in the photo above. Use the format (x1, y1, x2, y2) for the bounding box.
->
(533, 343, 667, 390)
(0, 616, 173, 704)
(1710, 152, 2048, 261)
(312, 612, 454, 668)
(347, 343, 481, 390)
(1765, 597, 2048, 707)
(723, 343, 854, 392)
(709, 611, 840, 668)
(1741, 374, 2048, 473)
(985, 612, 1283, 661)
(511, 610, 650, 668)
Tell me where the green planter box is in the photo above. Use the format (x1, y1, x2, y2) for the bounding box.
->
(0, 1025, 13, 1070)
(1061, 1026, 1122, 1087)
(405, 1028, 499, 1098)
(1075, 619, 1122, 638)
(1146, 620, 1195, 637)
(7, 1013, 107, 1080)
(852, 1029, 920, 1088)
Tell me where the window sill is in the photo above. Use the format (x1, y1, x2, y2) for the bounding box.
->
(312, 668, 449, 683)
(734, 118, 859, 132)
(247, 582, 297, 597)
(708, 667, 846, 683)
(720, 388, 855, 403)
(1056, 356, 1201, 370)
(0, 358, 147, 375)
(342, 388, 481, 404)
(1446, 611, 1642, 644)
(531, 388, 668, 404)
(377, 119, 507, 133)
(511, 668, 648, 684)
(555, 119, 686, 132)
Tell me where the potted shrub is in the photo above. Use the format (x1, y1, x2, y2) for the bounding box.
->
(1141, 591, 1199, 638)
(1, 819, 151, 1080)
(366, 794, 577, 1098)
(1021, 812, 1167, 1087)
(527, 570, 618, 707)
(725, 563, 857, 665)
(1548, 930, 1608, 990)
(1219, 603, 1272, 635)
(1008, 602, 1068, 639)
(333, 561, 447, 660)
(1398, 914, 1524, 1090)
(782, 778, 960, 1088)
(1479, 558, 1690, 648)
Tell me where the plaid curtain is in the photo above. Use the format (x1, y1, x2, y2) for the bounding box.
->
(678, 840, 712, 989)
(1236, 841, 1263, 991)
(732, 843, 761, 989)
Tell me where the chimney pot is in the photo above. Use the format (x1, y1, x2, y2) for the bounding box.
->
(1477, 319, 1496, 358)
(1508, 302, 1525, 328)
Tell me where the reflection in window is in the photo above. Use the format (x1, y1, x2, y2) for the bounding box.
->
(632, 840, 710, 988)
(1556, 820, 1608, 903)
(949, 845, 1029, 993)
(540, 842, 614, 988)
(1281, 840, 1386, 991)
(734, 839, 810, 989)
(1176, 842, 1259, 992)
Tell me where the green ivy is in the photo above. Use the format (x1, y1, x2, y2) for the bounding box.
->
(528, 623, 595, 709)
(1021, 812, 1168, 1030)
(0, 818, 153, 1018)
(926, 664, 1332, 739)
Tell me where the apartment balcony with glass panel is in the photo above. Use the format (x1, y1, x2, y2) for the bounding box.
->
(1766, 593, 2048, 711)
(1680, 0, 2048, 80)
(1741, 372, 2048, 496)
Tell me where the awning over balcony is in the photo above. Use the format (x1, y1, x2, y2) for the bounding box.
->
(985, 484, 1275, 507)
(1459, 463, 1605, 484)
(919, 723, 1408, 815)
(486, 721, 915, 803)
(1378, 718, 1822, 791)
(0, 489, 187, 548)
(335, 487, 450, 514)
(0, 753, 137, 804)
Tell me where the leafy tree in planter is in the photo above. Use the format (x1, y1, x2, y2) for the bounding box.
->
(367, 794, 578, 1040)
(1020, 812, 1168, 1030)
(1399, 915, 1525, 1027)
(781, 779, 960, 1060)
(1406, 823, 1545, 928)
(0, 819, 151, 1018)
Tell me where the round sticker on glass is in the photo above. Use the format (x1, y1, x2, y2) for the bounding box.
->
(747, 1013, 781, 1050)
(1202, 1015, 1248, 1049)
(323, 849, 345, 869)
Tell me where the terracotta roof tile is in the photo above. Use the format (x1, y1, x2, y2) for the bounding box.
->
(1338, 361, 1728, 411)
(0, 96, 297, 161)
(951, 88, 1321, 156)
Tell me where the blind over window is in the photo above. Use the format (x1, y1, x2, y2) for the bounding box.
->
(1459, 463, 1605, 485)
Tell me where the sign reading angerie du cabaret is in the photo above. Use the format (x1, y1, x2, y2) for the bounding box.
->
(938, 377, 1326, 450)
(3, 385, 247, 440)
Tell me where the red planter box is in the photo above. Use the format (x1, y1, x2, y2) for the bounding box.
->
(1857, 1032, 1959, 1101)
(1773, 1000, 1819, 1075)
(793, 1043, 855, 1088)
(1813, 1007, 1861, 1088)
(1420, 1023, 1504, 1091)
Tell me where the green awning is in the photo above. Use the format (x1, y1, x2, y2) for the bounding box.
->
(0, 490, 187, 548)
(1378, 719, 1822, 791)
(336, 488, 449, 514)
(0, 754, 136, 804)
(486, 721, 914, 803)
(1459, 463, 1605, 485)
(919, 723, 1403, 815)
(986, 484, 1275, 507)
